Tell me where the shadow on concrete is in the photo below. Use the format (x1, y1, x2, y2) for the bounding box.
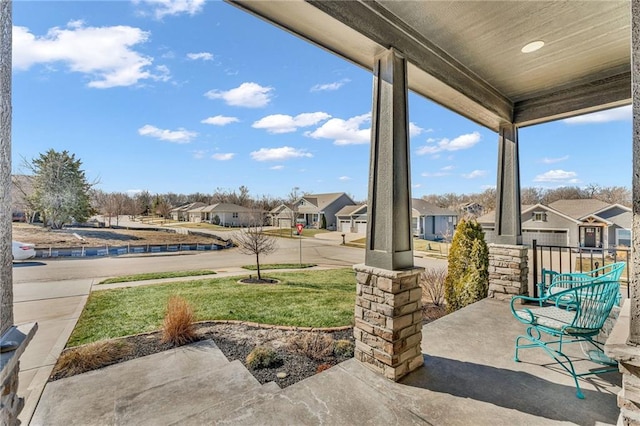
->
(402, 354, 620, 425)
(13, 261, 46, 267)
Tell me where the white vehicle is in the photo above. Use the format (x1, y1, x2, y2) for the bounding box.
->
(12, 241, 36, 260)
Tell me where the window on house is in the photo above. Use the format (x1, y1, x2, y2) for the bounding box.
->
(232, 212, 239, 218)
(616, 229, 631, 247)
(532, 211, 546, 222)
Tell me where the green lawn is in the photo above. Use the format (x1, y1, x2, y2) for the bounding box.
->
(98, 270, 217, 284)
(242, 263, 316, 270)
(68, 269, 356, 347)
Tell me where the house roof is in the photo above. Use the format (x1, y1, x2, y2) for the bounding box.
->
(170, 202, 206, 213)
(297, 192, 354, 213)
(411, 198, 457, 216)
(548, 199, 611, 220)
(229, 1, 630, 131)
(477, 205, 535, 224)
(188, 203, 251, 213)
(336, 204, 367, 217)
(269, 203, 294, 214)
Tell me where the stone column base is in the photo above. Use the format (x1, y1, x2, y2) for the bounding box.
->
(488, 244, 528, 300)
(606, 301, 640, 425)
(353, 264, 424, 381)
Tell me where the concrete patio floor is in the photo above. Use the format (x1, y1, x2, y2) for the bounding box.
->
(31, 298, 620, 425)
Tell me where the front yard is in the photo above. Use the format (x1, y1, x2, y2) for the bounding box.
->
(68, 268, 357, 347)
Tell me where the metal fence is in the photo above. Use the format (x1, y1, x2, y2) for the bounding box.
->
(35, 241, 233, 259)
(532, 239, 631, 298)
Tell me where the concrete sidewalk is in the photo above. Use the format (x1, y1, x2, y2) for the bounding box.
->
(13, 279, 94, 425)
(31, 299, 620, 425)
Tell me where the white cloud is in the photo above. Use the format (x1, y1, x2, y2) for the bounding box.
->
(250, 146, 313, 162)
(306, 113, 371, 145)
(563, 105, 631, 124)
(192, 150, 206, 159)
(13, 22, 167, 88)
(201, 115, 239, 126)
(441, 165, 454, 171)
(270, 165, 284, 170)
(134, 0, 206, 19)
(126, 189, 143, 195)
(211, 153, 234, 161)
(339, 176, 351, 181)
(541, 155, 569, 164)
(138, 124, 196, 143)
(205, 82, 273, 108)
(412, 183, 422, 189)
(416, 131, 481, 155)
(409, 122, 428, 138)
(462, 170, 487, 179)
(253, 112, 331, 134)
(310, 79, 350, 92)
(187, 52, 213, 61)
(533, 169, 580, 183)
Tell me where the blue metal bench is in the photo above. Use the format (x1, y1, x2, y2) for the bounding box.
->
(537, 262, 625, 306)
(511, 279, 620, 399)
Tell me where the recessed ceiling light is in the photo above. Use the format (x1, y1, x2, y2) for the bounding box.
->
(521, 41, 545, 53)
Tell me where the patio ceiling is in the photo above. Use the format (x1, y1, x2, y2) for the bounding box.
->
(228, 0, 631, 132)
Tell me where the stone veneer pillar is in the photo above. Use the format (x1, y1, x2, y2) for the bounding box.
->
(487, 244, 528, 300)
(353, 264, 424, 381)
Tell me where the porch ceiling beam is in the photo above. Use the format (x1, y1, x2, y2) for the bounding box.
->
(513, 72, 632, 127)
(307, 0, 513, 127)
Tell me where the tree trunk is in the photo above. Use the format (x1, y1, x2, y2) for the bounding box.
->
(256, 253, 261, 280)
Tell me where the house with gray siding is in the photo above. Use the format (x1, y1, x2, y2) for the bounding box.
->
(478, 199, 631, 248)
(294, 193, 355, 230)
(336, 199, 458, 239)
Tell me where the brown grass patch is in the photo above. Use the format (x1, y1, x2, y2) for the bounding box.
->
(287, 332, 335, 361)
(161, 296, 197, 346)
(52, 340, 133, 379)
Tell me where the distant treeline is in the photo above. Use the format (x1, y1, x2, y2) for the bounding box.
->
(90, 184, 630, 221)
(421, 185, 631, 216)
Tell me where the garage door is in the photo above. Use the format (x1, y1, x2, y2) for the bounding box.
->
(277, 218, 292, 228)
(522, 230, 568, 247)
(340, 220, 351, 233)
(356, 221, 367, 234)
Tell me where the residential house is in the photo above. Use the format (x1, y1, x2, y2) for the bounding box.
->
(336, 204, 368, 233)
(478, 199, 632, 248)
(169, 202, 206, 221)
(411, 198, 458, 240)
(187, 203, 257, 227)
(460, 202, 484, 218)
(267, 204, 296, 228)
(336, 199, 458, 239)
(293, 193, 356, 230)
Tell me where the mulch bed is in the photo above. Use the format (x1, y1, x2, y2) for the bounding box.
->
(50, 307, 448, 387)
(50, 323, 355, 388)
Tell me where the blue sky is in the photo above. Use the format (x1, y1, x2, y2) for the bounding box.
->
(12, 1, 632, 201)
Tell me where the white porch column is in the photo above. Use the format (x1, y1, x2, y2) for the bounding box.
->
(354, 49, 423, 381)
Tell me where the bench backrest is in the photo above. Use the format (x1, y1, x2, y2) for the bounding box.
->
(549, 279, 620, 332)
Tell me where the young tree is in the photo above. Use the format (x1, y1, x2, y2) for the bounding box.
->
(444, 218, 489, 313)
(27, 149, 93, 229)
(234, 225, 278, 281)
